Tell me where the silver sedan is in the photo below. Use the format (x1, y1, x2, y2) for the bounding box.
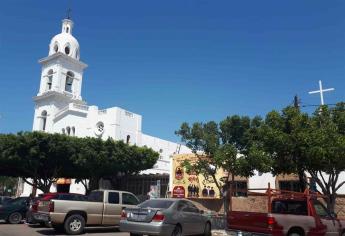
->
(120, 198, 211, 236)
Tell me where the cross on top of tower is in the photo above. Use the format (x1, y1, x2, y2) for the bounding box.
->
(308, 80, 335, 105)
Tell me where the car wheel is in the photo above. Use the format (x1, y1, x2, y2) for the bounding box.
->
(8, 212, 22, 224)
(64, 214, 85, 235)
(204, 222, 211, 236)
(171, 225, 182, 236)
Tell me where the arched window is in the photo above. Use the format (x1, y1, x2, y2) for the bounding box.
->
(54, 43, 59, 53)
(66, 126, 71, 136)
(47, 69, 53, 90)
(65, 71, 74, 92)
(72, 127, 75, 136)
(66, 27, 69, 33)
(41, 110, 47, 131)
(62, 128, 65, 134)
(126, 135, 130, 144)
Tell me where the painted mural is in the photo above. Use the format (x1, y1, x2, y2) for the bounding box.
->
(171, 154, 227, 199)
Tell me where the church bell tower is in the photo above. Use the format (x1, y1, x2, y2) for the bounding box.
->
(32, 16, 88, 132)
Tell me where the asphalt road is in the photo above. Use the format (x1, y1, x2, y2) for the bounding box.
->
(0, 222, 130, 236)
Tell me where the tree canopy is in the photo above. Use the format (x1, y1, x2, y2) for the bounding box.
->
(0, 132, 159, 193)
(250, 102, 345, 211)
(176, 116, 270, 197)
(177, 102, 345, 212)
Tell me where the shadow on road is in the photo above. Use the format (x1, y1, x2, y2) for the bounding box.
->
(36, 226, 120, 235)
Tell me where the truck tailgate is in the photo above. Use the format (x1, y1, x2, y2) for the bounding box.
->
(228, 211, 270, 234)
(37, 200, 51, 212)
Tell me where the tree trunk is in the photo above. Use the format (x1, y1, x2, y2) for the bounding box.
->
(31, 178, 38, 196)
(326, 194, 336, 213)
(24, 178, 52, 195)
(297, 169, 306, 192)
(39, 184, 51, 193)
(89, 177, 99, 192)
(229, 173, 234, 212)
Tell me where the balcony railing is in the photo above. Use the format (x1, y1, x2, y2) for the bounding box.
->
(54, 103, 89, 119)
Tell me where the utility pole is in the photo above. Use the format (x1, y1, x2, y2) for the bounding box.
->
(293, 95, 300, 109)
(293, 94, 306, 192)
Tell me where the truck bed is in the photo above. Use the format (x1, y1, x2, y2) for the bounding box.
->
(228, 210, 319, 235)
(38, 199, 104, 224)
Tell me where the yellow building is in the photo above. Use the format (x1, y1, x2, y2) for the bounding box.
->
(171, 154, 227, 199)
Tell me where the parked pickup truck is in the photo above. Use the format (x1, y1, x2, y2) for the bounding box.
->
(228, 192, 345, 236)
(37, 189, 139, 235)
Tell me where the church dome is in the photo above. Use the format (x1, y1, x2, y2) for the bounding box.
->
(49, 19, 80, 60)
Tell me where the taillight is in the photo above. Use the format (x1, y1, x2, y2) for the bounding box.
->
(121, 210, 127, 220)
(152, 211, 165, 222)
(48, 201, 54, 212)
(267, 216, 276, 229)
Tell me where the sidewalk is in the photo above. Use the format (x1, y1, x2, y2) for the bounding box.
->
(212, 230, 235, 236)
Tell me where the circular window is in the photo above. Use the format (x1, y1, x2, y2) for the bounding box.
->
(65, 46, 70, 55)
(94, 121, 105, 137)
(54, 44, 59, 53)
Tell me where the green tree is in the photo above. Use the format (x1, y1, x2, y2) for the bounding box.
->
(254, 103, 345, 211)
(0, 132, 159, 194)
(0, 132, 76, 193)
(302, 104, 345, 211)
(253, 106, 310, 192)
(176, 116, 269, 209)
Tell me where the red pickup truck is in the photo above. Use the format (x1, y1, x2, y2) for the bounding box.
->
(227, 189, 345, 236)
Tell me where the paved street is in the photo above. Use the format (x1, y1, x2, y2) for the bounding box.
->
(0, 222, 230, 236)
(0, 222, 129, 236)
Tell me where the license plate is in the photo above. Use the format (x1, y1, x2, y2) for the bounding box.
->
(35, 214, 48, 221)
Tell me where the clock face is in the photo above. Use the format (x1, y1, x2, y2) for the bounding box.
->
(94, 121, 105, 137)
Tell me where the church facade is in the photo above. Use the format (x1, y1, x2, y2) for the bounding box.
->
(21, 17, 190, 196)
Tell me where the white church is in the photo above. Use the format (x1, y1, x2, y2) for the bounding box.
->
(20, 17, 190, 196)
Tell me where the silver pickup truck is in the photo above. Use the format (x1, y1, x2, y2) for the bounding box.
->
(37, 189, 139, 235)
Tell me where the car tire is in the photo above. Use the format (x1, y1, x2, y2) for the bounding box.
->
(204, 222, 211, 236)
(8, 212, 22, 224)
(171, 225, 182, 236)
(64, 214, 85, 235)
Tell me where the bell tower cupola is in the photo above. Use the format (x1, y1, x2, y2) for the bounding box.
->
(48, 18, 80, 60)
(35, 16, 87, 100)
(62, 18, 73, 34)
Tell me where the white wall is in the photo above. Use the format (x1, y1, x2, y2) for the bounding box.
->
(248, 171, 276, 192)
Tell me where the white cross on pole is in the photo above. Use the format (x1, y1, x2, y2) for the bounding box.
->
(308, 80, 335, 105)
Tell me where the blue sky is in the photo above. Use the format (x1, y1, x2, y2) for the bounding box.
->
(0, 1, 344, 142)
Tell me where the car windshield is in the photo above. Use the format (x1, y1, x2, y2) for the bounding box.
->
(139, 200, 174, 209)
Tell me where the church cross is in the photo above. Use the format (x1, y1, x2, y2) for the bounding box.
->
(308, 80, 334, 105)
